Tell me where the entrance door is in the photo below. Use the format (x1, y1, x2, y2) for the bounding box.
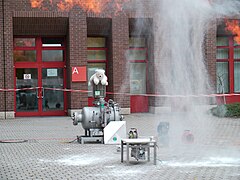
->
(16, 68, 39, 113)
(14, 37, 67, 116)
(15, 68, 66, 116)
(42, 68, 65, 113)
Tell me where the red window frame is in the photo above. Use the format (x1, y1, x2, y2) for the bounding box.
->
(128, 38, 148, 93)
(14, 37, 66, 65)
(216, 36, 240, 94)
(14, 36, 67, 116)
(87, 37, 108, 106)
(129, 37, 148, 113)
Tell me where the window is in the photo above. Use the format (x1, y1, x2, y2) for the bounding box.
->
(216, 36, 240, 93)
(14, 37, 65, 62)
(129, 37, 145, 47)
(14, 50, 36, 62)
(234, 40, 240, 92)
(42, 50, 63, 62)
(87, 50, 106, 60)
(128, 37, 147, 94)
(87, 37, 107, 97)
(130, 63, 146, 94)
(42, 38, 64, 47)
(216, 61, 229, 93)
(216, 37, 229, 93)
(14, 38, 36, 62)
(14, 38, 35, 47)
(41, 37, 65, 62)
(127, 49, 147, 60)
(87, 37, 105, 47)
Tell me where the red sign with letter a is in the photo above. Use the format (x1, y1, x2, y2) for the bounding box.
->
(72, 66, 87, 82)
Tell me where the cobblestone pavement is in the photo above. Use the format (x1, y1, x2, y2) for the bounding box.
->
(0, 111, 240, 180)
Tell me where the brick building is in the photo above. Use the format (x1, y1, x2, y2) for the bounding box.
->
(0, 0, 238, 118)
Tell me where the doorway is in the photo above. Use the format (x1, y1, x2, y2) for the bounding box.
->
(14, 37, 67, 116)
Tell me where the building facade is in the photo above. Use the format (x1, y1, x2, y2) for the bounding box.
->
(0, 0, 237, 118)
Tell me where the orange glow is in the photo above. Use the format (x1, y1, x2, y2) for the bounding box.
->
(225, 20, 240, 44)
(78, 0, 106, 14)
(57, 0, 75, 11)
(30, 0, 44, 8)
(29, 0, 129, 15)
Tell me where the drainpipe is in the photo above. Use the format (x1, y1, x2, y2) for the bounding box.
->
(2, 0, 6, 119)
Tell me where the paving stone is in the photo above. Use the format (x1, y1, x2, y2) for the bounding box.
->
(0, 114, 240, 179)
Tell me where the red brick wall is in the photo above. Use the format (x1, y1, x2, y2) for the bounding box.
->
(0, 0, 4, 112)
(205, 21, 217, 92)
(111, 14, 130, 108)
(68, 8, 88, 109)
(4, 0, 14, 112)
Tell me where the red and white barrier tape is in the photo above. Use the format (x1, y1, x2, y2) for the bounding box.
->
(0, 87, 239, 97)
(44, 87, 89, 93)
(0, 87, 40, 92)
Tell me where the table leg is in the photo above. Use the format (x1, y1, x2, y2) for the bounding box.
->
(121, 140, 123, 163)
(127, 143, 129, 164)
(147, 146, 150, 161)
(154, 142, 157, 165)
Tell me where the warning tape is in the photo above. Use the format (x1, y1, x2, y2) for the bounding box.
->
(0, 87, 239, 98)
(106, 92, 240, 97)
(44, 87, 89, 93)
(0, 87, 40, 92)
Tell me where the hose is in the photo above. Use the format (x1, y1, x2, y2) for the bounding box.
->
(0, 139, 28, 143)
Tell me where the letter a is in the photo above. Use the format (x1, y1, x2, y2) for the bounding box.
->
(72, 67, 79, 74)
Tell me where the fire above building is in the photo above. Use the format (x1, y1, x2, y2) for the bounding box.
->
(225, 19, 240, 44)
(29, 0, 129, 14)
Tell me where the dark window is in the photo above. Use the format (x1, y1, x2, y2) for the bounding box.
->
(42, 38, 64, 47)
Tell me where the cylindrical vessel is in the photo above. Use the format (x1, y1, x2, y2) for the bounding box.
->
(79, 106, 122, 130)
(81, 107, 102, 130)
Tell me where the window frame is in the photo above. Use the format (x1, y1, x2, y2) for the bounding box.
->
(87, 37, 108, 98)
(14, 36, 66, 65)
(13, 36, 67, 116)
(128, 37, 148, 95)
(216, 35, 240, 93)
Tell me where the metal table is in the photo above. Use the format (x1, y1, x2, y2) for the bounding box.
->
(121, 138, 157, 165)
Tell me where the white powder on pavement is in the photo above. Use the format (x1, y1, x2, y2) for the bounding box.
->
(38, 154, 113, 166)
(163, 157, 240, 167)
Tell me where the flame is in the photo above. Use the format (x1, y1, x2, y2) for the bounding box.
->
(79, 0, 106, 14)
(30, 0, 44, 8)
(225, 20, 240, 44)
(29, 0, 128, 15)
(57, 0, 75, 11)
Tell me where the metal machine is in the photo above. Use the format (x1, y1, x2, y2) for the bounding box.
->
(128, 128, 146, 161)
(72, 70, 123, 143)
